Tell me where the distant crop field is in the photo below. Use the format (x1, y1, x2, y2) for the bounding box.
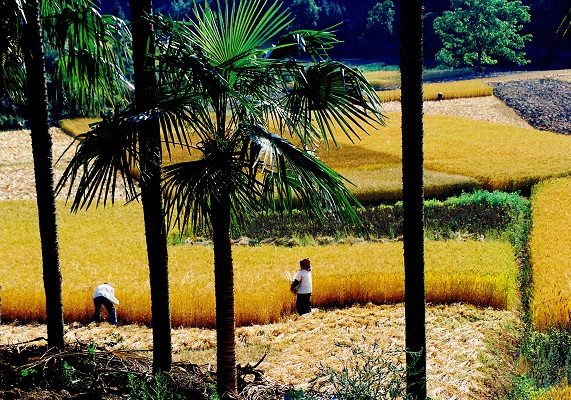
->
(0, 200, 517, 327)
(361, 68, 482, 91)
(376, 79, 493, 102)
(318, 112, 571, 193)
(61, 111, 570, 201)
(529, 177, 571, 330)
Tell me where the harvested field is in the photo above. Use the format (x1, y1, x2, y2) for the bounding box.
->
(1, 304, 521, 399)
(382, 95, 532, 128)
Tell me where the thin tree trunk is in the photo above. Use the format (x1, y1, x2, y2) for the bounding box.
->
(130, 0, 172, 372)
(22, 0, 65, 350)
(400, 0, 427, 399)
(212, 191, 237, 399)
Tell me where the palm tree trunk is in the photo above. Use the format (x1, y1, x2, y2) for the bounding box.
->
(212, 191, 237, 399)
(400, 0, 427, 399)
(131, 0, 172, 372)
(22, 0, 65, 350)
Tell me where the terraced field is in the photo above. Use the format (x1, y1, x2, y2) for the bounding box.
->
(2, 70, 571, 399)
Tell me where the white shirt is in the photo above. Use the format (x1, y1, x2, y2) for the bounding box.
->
(294, 269, 312, 294)
(93, 283, 119, 304)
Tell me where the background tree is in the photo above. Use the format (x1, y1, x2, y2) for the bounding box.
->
(401, 0, 427, 398)
(366, 0, 395, 35)
(433, 0, 532, 71)
(288, 0, 320, 30)
(95, 0, 571, 67)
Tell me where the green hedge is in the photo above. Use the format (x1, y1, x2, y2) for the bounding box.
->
(221, 190, 529, 243)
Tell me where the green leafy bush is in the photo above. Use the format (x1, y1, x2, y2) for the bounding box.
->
(308, 338, 419, 400)
(519, 328, 571, 391)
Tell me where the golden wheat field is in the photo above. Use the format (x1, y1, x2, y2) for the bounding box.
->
(9, 73, 571, 398)
(539, 386, 571, 400)
(375, 79, 494, 102)
(60, 112, 571, 200)
(317, 112, 571, 192)
(0, 200, 517, 327)
(529, 177, 571, 330)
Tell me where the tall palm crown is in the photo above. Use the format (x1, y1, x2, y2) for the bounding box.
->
(155, 0, 385, 229)
(58, 0, 385, 396)
(0, 0, 132, 114)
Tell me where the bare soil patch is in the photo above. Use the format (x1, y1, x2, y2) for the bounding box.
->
(492, 78, 571, 135)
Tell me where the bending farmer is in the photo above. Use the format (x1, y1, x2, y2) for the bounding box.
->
(92, 282, 119, 326)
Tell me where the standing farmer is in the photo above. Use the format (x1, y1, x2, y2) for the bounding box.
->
(92, 282, 119, 326)
(290, 258, 312, 315)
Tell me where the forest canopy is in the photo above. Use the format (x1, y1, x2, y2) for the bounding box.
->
(99, 0, 571, 69)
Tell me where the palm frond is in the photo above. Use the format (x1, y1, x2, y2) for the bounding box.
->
(0, 0, 26, 104)
(56, 114, 140, 211)
(162, 152, 260, 233)
(264, 24, 342, 61)
(558, 1, 571, 36)
(283, 61, 386, 147)
(42, 0, 132, 114)
(186, 0, 291, 69)
(0, 51, 26, 105)
(239, 125, 361, 223)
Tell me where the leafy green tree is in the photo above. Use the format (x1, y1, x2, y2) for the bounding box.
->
(162, 0, 196, 18)
(58, 0, 385, 396)
(0, 0, 130, 349)
(288, 0, 320, 29)
(433, 0, 532, 71)
(367, 0, 395, 35)
(401, 0, 427, 398)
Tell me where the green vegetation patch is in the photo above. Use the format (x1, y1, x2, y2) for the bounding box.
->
(225, 190, 528, 243)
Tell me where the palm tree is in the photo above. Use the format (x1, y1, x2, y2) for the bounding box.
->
(157, 1, 385, 396)
(54, 0, 174, 374)
(57, 0, 385, 396)
(130, 0, 172, 373)
(400, 0, 427, 398)
(21, 0, 65, 350)
(0, 0, 131, 349)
